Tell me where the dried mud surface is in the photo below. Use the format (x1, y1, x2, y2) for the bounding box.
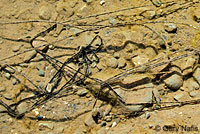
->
(1, 0, 200, 134)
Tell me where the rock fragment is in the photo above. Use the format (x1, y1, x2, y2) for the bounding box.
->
(39, 5, 52, 20)
(115, 82, 154, 112)
(84, 114, 96, 128)
(151, 0, 162, 7)
(150, 52, 169, 73)
(92, 108, 103, 119)
(17, 102, 28, 114)
(5, 73, 11, 80)
(121, 74, 150, 87)
(141, 10, 156, 19)
(103, 104, 112, 116)
(105, 116, 112, 122)
(12, 44, 22, 52)
(145, 112, 150, 119)
(193, 67, 200, 85)
(100, 121, 106, 127)
(24, 50, 37, 63)
(76, 89, 88, 97)
(32, 37, 48, 52)
(193, 8, 200, 23)
(174, 94, 184, 101)
(12, 78, 18, 85)
(118, 58, 126, 69)
(106, 57, 118, 68)
(189, 90, 198, 97)
(182, 56, 196, 75)
(131, 54, 149, 66)
(39, 122, 54, 130)
(100, 0, 105, 6)
(164, 74, 183, 91)
(83, 0, 93, 4)
(164, 23, 177, 33)
(38, 70, 45, 77)
(183, 78, 199, 92)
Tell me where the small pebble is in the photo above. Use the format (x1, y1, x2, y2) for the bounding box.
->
(131, 55, 149, 66)
(71, 28, 82, 36)
(84, 114, 96, 127)
(100, 121, 106, 127)
(118, 59, 127, 69)
(174, 94, 184, 101)
(17, 102, 28, 114)
(39, 5, 52, 20)
(193, 67, 200, 85)
(193, 8, 200, 23)
(145, 112, 150, 119)
(49, 45, 55, 50)
(113, 52, 120, 59)
(69, 1, 77, 8)
(39, 123, 54, 130)
(109, 17, 117, 25)
(38, 70, 45, 77)
(5, 73, 11, 79)
(151, 0, 161, 7)
(6, 68, 15, 74)
(111, 122, 117, 127)
(164, 23, 177, 33)
(84, 0, 93, 4)
(164, 74, 183, 91)
(106, 57, 118, 68)
(104, 104, 112, 116)
(24, 50, 37, 63)
(76, 89, 88, 97)
(92, 108, 103, 118)
(12, 78, 18, 85)
(37, 115, 44, 120)
(0, 87, 6, 92)
(4, 93, 12, 99)
(105, 116, 112, 122)
(16, 66, 22, 73)
(189, 90, 198, 97)
(85, 35, 93, 45)
(149, 124, 153, 129)
(141, 10, 156, 19)
(100, 0, 105, 5)
(12, 45, 22, 52)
